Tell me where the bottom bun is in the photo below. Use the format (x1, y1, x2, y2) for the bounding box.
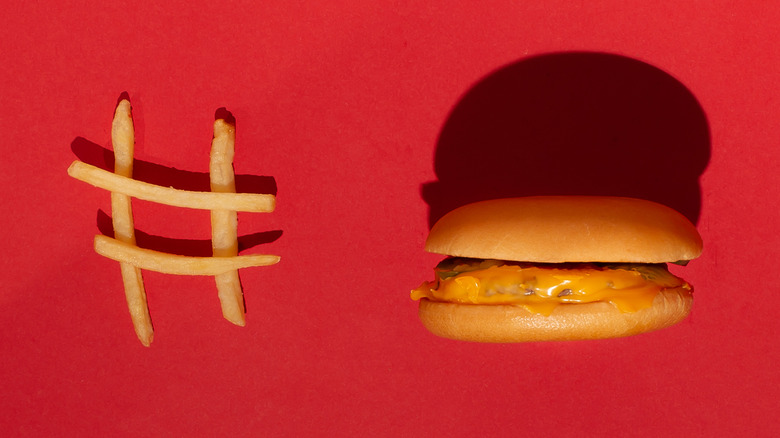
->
(417, 288, 693, 342)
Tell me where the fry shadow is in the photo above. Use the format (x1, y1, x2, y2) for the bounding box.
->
(96, 210, 282, 256)
(70, 137, 277, 196)
(422, 52, 710, 227)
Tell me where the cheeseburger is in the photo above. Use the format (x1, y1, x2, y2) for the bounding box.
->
(411, 196, 703, 342)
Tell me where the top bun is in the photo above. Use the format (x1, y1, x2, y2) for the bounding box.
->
(425, 196, 702, 263)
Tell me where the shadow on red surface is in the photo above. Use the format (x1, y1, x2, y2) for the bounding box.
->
(422, 52, 710, 227)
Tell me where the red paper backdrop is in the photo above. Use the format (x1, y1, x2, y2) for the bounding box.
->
(2, 1, 779, 436)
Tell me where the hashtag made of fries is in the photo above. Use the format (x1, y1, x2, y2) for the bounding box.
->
(68, 99, 280, 346)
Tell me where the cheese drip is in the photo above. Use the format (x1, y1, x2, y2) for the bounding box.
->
(411, 262, 690, 316)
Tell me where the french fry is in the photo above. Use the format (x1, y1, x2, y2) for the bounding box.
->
(67, 161, 275, 213)
(111, 100, 154, 347)
(71, 96, 281, 345)
(94, 235, 280, 275)
(210, 119, 245, 326)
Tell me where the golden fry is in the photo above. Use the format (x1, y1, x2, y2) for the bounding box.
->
(72, 97, 280, 345)
(210, 119, 245, 326)
(94, 235, 280, 275)
(111, 99, 154, 347)
(68, 160, 275, 213)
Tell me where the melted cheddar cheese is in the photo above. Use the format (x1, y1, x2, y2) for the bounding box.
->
(411, 260, 690, 316)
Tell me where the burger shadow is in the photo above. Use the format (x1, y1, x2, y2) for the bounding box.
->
(422, 52, 710, 228)
(70, 105, 282, 256)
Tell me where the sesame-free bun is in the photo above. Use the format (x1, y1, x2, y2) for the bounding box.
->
(418, 287, 693, 342)
(425, 196, 703, 263)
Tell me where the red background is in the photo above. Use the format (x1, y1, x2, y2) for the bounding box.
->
(2, 1, 779, 436)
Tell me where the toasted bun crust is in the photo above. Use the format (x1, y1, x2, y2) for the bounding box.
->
(418, 287, 692, 342)
(425, 196, 702, 263)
